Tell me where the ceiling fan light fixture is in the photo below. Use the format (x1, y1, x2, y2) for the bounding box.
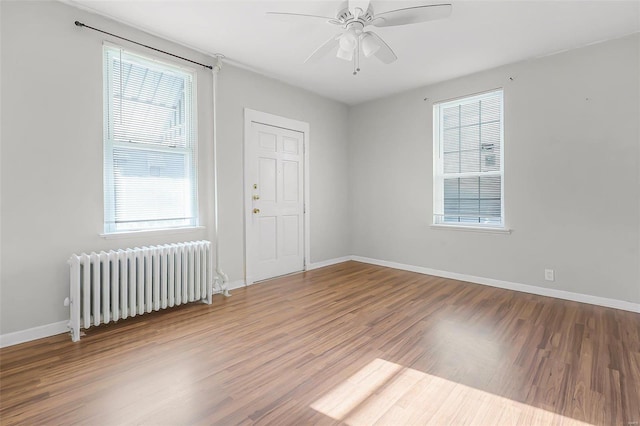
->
(339, 30, 357, 52)
(361, 33, 381, 57)
(336, 46, 354, 61)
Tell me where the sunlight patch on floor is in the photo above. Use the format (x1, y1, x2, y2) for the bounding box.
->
(311, 358, 592, 425)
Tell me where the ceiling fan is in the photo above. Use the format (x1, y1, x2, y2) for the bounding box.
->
(266, 0, 452, 75)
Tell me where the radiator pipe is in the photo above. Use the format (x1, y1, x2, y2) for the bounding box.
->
(211, 55, 230, 296)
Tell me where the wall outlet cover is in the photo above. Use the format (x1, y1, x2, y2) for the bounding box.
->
(545, 269, 555, 281)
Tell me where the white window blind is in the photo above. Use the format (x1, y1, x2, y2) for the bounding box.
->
(433, 90, 504, 227)
(103, 45, 198, 234)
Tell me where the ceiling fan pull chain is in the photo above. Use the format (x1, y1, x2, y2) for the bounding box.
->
(354, 35, 361, 75)
(353, 53, 357, 75)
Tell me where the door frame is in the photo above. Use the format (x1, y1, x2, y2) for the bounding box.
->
(243, 108, 310, 286)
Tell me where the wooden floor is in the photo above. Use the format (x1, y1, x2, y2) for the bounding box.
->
(1, 261, 639, 425)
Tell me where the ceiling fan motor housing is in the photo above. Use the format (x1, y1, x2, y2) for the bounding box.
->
(336, 4, 374, 29)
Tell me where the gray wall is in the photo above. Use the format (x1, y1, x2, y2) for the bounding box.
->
(0, 1, 350, 335)
(348, 34, 640, 304)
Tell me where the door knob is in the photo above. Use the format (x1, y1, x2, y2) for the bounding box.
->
(253, 208, 260, 214)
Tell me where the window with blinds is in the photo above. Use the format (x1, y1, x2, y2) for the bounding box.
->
(103, 45, 198, 234)
(433, 90, 504, 227)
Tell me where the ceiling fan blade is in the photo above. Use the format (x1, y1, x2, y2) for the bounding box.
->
(266, 12, 341, 25)
(371, 3, 452, 27)
(305, 33, 342, 63)
(367, 32, 397, 64)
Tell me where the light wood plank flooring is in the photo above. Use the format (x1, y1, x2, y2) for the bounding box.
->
(1, 261, 639, 425)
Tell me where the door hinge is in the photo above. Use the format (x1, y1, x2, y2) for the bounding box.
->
(303, 203, 306, 213)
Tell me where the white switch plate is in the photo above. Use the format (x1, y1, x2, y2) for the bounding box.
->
(545, 269, 555, 281)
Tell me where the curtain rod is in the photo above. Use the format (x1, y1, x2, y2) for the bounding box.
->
(74, 20, 218, 70)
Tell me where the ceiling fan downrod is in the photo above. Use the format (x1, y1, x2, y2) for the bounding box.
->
(354, 35, 361, 75)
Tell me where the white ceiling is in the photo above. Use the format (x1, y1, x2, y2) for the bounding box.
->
(69, 0, 640, 105)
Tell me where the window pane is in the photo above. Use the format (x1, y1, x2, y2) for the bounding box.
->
(112, 57, 189, 148)
(442, 105, 459, 129)
(443, 151, 460, 173)
(460, 101, 480, 126)
(459, 176, 479, 196)
(481, 95, 501, 123)
(460, 149, 480, 173)
(480, 199, 501, 219)
(479, 176, 501, 198)
(443, 178, 459, 198)
(443, 128, 459, 153)
(481, 121, 501, 172)
(112, 147, 195, 231)
(460, 124, 479, 151)
(440, 176, 502, 224)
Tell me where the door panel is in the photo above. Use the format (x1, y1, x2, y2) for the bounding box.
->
(282, 215, 299, 256)
(247, 121, 304, 282)
(258, 131, 277, 151)
(283, 161, 299, 202)
(282, 136, 299, 154)
(258, 216, 277, 261)
(259, 158, 277, 202)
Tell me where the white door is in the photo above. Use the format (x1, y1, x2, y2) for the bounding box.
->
(245, 119, 305, 283)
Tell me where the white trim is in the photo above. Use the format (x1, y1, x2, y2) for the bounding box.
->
(3, 277, 244, 347)
(225, 279, 247, 291)
(0, 321, 69, 348)
(303, 125, 311, 277)
(4, 256, 637, 347)
(102, 41, 199, 75)
(101, 226, 205, 239)
(430, 224, 512, 234)
(433, 88, 504, 109)
(252, 255, 638, 312)
(243, 108, 310, 285)
(307, 256, 353, 271)
(351, 256, 640, 313)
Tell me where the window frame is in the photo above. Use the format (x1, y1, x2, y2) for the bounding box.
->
(432, 89, 506, 230)
(102, 43, 199, 236)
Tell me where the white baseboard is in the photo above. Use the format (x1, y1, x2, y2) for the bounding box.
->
(351, 256, 640, 313)
(307, 256, 353, 271)
(225, 279, 246, 291)
(3, 281, 248, 348)
(3, 257, 636, 348)
(0, 320, 69, 348)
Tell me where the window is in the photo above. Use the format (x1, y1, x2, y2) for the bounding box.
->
(103, 45, 197, 234)
(433, 89, 504, 228)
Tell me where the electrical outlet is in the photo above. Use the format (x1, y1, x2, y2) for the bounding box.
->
(545, 269, 555, 282)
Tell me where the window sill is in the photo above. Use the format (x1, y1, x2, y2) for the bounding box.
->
(430, 224, 511, 234)
(100, 226, 205, 240)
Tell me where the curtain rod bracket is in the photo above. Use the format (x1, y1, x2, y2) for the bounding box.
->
(212, 54, 224, 72)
